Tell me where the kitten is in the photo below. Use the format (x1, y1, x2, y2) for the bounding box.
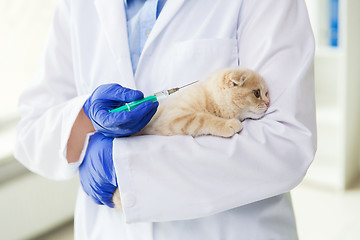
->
(112, 67, 270, 210)
(141, 67, 270, 137)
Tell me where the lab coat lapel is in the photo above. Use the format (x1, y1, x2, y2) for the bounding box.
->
(136, 0, 185, 75)
(94, 0, 136, 88)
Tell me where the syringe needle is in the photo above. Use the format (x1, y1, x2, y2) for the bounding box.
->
(179, 80, 199, 90)
(168, 80, 199, 95)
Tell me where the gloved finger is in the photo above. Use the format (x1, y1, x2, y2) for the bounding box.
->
(103, 100, 124, 110)
(89, 100, 125, 124)
(102, 84, 144, 103)
(89, 184, 105, 205)
(117, 87, 144, 103)
(101, 100, 155, 128)
(98, 184, 117, 208)
(125, 100, 158, 127)
(79, 166, 103, 205)
(98, 108, 135, 129)
(119, 101, 157, 129)
(129, 100, 157, 119)
(131, 101, 159, 132)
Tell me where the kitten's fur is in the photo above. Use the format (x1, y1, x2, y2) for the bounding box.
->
(142, 67, 269, 137)
(112, 67, 270, 209)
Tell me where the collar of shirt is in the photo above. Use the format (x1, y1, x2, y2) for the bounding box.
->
(124, 0, 167, 74)
(124, 0, 166, 19)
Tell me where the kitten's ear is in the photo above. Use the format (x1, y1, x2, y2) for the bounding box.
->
(224, 70, 248, 88)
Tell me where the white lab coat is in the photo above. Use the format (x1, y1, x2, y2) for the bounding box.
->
(15, 0, 316, 239)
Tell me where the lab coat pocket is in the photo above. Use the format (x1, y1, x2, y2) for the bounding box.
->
(168, 39, 238, 86)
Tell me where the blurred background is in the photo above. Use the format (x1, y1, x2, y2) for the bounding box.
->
(0, 0, 359, 239)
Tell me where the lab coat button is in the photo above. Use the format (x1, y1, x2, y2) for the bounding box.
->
(122, 193, 136, 208)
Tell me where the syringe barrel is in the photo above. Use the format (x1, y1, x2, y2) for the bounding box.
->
(154, 90, 169, 97)
(109, 94, 158, 112)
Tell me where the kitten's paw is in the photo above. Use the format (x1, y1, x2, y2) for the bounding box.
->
(112, 188, 122, 211)
(221, 119, 242, 137)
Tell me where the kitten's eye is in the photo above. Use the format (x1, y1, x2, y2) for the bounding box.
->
(265, 92, 269, 97)
(253, 89, 260, 98)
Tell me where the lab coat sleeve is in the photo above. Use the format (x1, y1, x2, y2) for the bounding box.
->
(113, 0, 316, 223)
(14, 0, 88, 180)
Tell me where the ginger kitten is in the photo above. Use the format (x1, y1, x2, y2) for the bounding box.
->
(141, 67, 270, 137)
(112, 67, 270, 210)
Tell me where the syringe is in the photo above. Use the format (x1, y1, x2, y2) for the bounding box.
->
(109, 81, 198, 113)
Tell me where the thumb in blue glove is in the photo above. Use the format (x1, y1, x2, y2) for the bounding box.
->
(79, 132, 117, 208)
(83, 83, 159, 137)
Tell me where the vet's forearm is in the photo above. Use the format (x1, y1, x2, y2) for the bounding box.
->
(67, 108, 95, 163)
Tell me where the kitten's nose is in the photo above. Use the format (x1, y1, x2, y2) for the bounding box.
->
(265, 101, 270, 107)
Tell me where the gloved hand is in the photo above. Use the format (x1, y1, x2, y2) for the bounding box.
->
(79, 132, 117, 208)
(83, 83, 159, 137)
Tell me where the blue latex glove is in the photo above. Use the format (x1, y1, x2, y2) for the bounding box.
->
(83, 83, 159, 137)
(79, 132, 117, 208)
